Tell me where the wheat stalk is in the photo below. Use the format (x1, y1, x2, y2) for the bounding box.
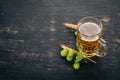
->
(64, 23, 77, 30)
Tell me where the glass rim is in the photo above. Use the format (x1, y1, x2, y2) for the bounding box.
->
(77, 16, 103, 37)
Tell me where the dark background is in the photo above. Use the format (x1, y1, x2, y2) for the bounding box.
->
(0, 0, 120, 80)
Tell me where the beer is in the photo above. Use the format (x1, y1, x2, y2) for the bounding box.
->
(76, 22, 101, 57)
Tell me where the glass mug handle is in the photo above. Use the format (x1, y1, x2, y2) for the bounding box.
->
(94, 38, 108, 57)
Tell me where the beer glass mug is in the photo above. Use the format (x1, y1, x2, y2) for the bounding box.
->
(76, 16, 107, 57)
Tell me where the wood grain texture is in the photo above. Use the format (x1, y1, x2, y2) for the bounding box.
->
(0, 0, 120, 80)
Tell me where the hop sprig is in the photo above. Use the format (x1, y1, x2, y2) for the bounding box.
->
(60, 44, 96, 70)
(60, 48, 83, 70)
(73, 52, 83, 70)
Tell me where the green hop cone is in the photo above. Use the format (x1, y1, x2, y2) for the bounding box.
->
(73, 62, 80, 70)
(75, 52, 83, 63)
(68, 50, 74, 56)
(74, 31, 78, 36)
(66, 55, 73, 61)
(60, 49, 69, 57)
(66, 50, 75, 61)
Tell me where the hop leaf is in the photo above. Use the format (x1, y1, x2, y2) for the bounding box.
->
(60, 49, 68, 57)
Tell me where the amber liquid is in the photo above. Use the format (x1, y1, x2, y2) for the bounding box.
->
(76, 35, 100, 57)
(76, 22, 101, 57)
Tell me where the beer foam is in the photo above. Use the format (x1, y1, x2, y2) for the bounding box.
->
(79, 22, 101, 41)
(81, 35, 99, 41)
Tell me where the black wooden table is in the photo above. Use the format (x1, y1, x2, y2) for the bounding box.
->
(0, 0, 120, 80)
